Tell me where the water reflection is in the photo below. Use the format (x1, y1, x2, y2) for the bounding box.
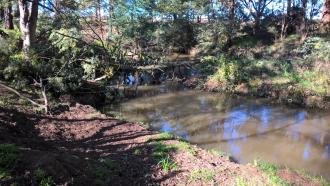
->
(105, 84, 330, 179)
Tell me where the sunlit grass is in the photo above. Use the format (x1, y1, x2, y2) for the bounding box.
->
(254, 160, 290, 186)
(187, 168, 215, 183)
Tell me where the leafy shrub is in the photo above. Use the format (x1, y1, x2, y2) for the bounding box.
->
(297, 37, 330, 62)
(209, 57, 240, 86)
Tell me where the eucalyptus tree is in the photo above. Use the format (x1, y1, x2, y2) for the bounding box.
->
(18, 0, 39, 53)
(240, 0, 275, 32)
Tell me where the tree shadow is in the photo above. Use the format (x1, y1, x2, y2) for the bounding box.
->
(0, 107, 183, 185)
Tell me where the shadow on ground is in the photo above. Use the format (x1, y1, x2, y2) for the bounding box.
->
(0, 105, 182, 186)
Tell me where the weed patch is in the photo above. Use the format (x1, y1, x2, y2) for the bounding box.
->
(254, 160, 290, 186)
(188, 168, 215, 183)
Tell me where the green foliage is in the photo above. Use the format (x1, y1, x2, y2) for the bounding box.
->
(235, 177, 248, 186)
(157, 156, 177, 173)
(232, 35, 261, 48)
(49, 28, 81, 54)
(0, 29, 21, 55)
(188, 168, 215, 183)
(209, 56, 240, 86)
(0, 144, 18, 180)
(254, 160, 290, 186)
(297, 37, 330, 62)
(0, 144, 19, 171)
(150, 142, 177, 161)
(157, 20, 196, 53)
(35, 168, 55, 186)
(175, 142, 196, 156)
(147, 132, 176, 142)
(196, 21, 229, 53)
(133, 148, 142, 155)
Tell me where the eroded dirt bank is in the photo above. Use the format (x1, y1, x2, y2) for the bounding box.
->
(0, 100, 327, 185)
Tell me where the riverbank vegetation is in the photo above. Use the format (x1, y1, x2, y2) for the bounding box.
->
(1, 0, 330, 185)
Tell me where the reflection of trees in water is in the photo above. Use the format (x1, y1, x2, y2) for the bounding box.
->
(117, 89, 330, 161)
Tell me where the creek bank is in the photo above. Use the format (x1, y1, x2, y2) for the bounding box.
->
(182, 76, 330, 110)
(0, 99, 327, 185)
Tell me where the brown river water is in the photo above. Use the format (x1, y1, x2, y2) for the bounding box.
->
(104, 82, 330, 179)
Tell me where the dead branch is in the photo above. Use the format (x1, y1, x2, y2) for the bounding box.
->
(0, 81, 45, 109)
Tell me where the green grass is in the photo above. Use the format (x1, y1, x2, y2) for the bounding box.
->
(133, 148, 142, 155)
(150, 142, 177, 161)
(175, 142, 197, 156)
(157, 156, 177, 173)
(35, 168, 55, 186)
(0, 144, 19, 180)
(254, 160, 290, 186)
(187, 168, 215, 183)
(147, 132, 176, 142)
(235, 177, 248, 186)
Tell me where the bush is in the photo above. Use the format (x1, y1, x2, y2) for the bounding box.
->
(297, 37, 330, 62)
(204, 55, 241, 86)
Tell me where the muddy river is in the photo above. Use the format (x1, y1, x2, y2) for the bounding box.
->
(103, 82, 330, 179)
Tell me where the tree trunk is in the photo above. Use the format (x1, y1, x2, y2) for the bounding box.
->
(108, 0, 114, 35)
(254, 13, 261, 34)
(281, 0, 291, 39)
(95, 0, 101, 21)
(19, 0, 39, 53)
(4, 3, 14, 29)
(0, 8, 4, 20)
(322, 0, 330, 30)
(227, 0, 235, 46)
(300, 0, 308, 37)
(287, 0, 291, 15)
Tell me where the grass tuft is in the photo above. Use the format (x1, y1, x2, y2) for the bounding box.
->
(158, 156, 177, 173)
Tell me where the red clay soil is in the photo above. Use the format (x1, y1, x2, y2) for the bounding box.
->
(0, 87, 324, 185)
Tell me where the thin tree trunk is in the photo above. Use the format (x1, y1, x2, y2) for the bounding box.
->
(4, 3, 14, 29)
(287, 0, 291, 14)
(0, 8, 4, 21)
(227, 0, 235, 47)
(108, 0, 114, 35)
(300, 0, 308, 38)
(19, 0, 39, 53)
